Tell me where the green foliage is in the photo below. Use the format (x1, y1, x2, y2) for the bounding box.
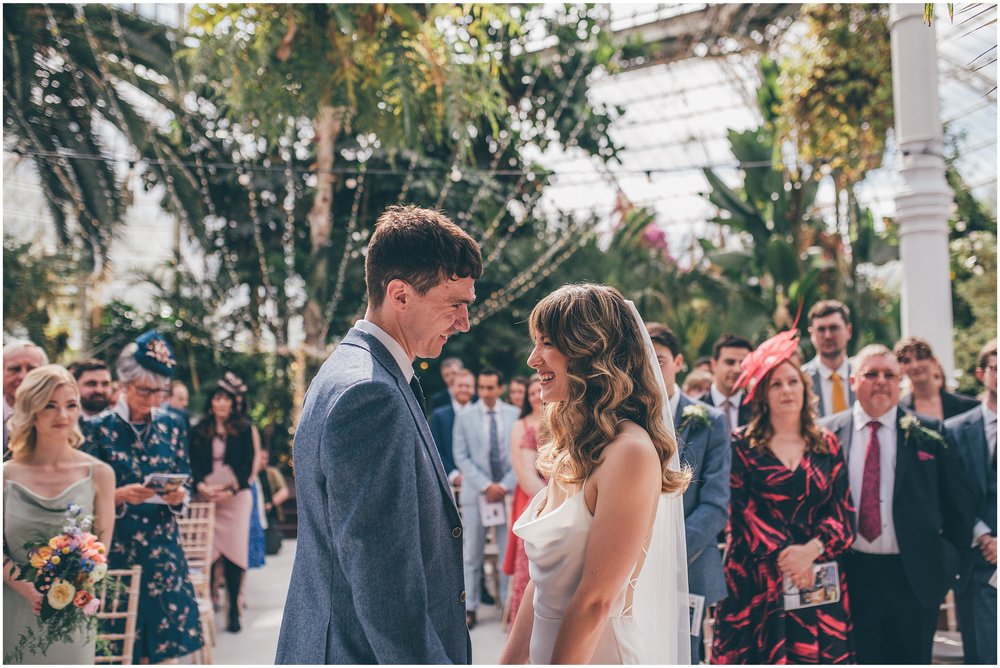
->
(2, 236, 69, 356)
(950, 232, 997, 393)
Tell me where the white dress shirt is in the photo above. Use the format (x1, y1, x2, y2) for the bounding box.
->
(355, 320, 414, 382)
(848, 403, 900, 554)
(814, 357, 851, 416)
(667, 385, 681, 418)
(974, 402, 997, 541)
(710, 385, 744, 429)
(475, 400, 507, 492)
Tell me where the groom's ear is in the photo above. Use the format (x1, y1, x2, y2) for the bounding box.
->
(385, 279, 410, 309)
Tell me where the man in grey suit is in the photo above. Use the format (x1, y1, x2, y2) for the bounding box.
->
(275, 205, 482, 664)
(452, 367, 520, 629)
(801, 300, 854, 417)
(648, 323, 731, 662)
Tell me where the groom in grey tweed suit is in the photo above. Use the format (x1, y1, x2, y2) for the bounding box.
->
(276, 205, 482, 664)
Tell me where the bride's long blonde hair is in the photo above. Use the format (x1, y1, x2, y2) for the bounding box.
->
(529, 284, 689, 494)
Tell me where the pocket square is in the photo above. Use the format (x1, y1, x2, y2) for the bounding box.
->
(917, 451, 935, 462)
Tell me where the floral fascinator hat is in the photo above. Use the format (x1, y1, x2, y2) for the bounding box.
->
(733, 328, 800, 406)
(218, 371, 248, 397)
(133, 330, 177, 378)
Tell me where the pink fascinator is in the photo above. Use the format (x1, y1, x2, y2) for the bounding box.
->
(733, 328, 801, 405)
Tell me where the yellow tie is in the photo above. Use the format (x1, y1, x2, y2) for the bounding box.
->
(831, 371, 847, 413)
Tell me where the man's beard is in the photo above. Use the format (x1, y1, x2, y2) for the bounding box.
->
(81, 395, 110, 414)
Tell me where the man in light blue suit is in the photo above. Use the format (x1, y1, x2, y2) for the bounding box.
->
(946, 340, 997, 665)
(648, 323, 731, 662)
(801, 300, 855, 417)
(452, 367, 520, 629)
(275, 206, 482, 664)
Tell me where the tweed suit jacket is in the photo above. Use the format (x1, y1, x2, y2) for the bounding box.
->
(822, 406, 974, 608)
(452, 400, 520, 507)
(945, 406, 997, 589)
(275, 327, 470, 664)
(802, 356, 855, 418)
(675, 393, 731, 605)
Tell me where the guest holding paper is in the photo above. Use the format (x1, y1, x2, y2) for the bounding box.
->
(712, 328, 856, 664)
(190, 376, 255, 633)
(81, 331, 203, 663)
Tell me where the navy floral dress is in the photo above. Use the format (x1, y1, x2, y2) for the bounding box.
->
(82, 408, 204, 663)
(712, 429, 856, 664)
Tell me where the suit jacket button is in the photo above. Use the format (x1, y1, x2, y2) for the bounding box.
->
(460, 591, 466, 603)
(452, 527, 462, 538)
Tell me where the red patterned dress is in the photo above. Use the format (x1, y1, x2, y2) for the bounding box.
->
(503, 423, 539, 624)
(712, 429, 856, 664)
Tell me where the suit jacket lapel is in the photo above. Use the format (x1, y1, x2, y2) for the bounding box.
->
(810, 368, 824, 410)
(846, 363, 856, 405)
(836, 415, 854, 464)
(966, 415, 988, 495)
(893, 407, 912, 499)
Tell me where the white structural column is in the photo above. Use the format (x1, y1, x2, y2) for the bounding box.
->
(889, 4, 956, 380)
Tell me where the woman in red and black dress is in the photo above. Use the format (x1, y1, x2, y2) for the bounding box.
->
(712, 329, 856, 664)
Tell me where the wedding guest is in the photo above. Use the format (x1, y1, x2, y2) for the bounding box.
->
(503, 375, 544, 625)
(946, 340, 997, 665)
(802, 300, 854, 418)
(822, 344, 973, 664)
(163, 380, 191, 433)
(3, 365, 115, 664)
(429, 369, 476, 487)
(693, 356, 713, 374)
(682, 368, 714, 398)
(453, 367, 519, 629)
(507, 376, 529, 412)
(712, 328, 856, 664)
(189, 377, 255, 633)
(648, 323, 730, 662)
(701, 334, 754, 433)
(895, 337, 978, 420)
(69, 358, 114, 419)
(257, 447, 290, 555)
(3, 341, 48, 453)
(430, 357, 465, 411)
(81, 331, 204, 663)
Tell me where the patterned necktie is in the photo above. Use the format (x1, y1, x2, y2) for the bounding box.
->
(858, 420, 883, 542)
(831, 371, 848, 413)
(409, 376, 426, 413)
(722, 400, 735, 434)
(487, 409, 503, 482)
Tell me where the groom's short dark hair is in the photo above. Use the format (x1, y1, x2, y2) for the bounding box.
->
(365, 205, 483, 308)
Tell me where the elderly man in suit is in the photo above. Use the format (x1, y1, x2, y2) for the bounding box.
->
(821, 344, 974, 664)
(453, 367, 519, 629)
(2, 340, 48, 454)
(430, 369, 476, 487)
(276, 205, 482, 664)
(946, 339, 997, 665)
(648, 323, 730, 662)
(802, 300, 855, 417)
(700, 333, 754, 432)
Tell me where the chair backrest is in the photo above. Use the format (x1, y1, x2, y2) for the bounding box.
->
(177, 502, 215, 600)
(94, 566, 142, 665)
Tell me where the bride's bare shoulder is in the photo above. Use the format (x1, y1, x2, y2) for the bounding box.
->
(602, 422, 657, 467)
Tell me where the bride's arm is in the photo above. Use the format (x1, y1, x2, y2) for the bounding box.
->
(499, 580, 535, 664)
(548, 435, 660, 664)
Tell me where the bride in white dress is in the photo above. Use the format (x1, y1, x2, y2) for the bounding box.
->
(500, 284, 691, 665)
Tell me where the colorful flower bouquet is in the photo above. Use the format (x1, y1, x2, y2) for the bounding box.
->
(3, 505, 110, 663)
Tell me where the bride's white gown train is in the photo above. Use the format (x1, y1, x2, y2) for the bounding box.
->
(514, 486, 642, 664)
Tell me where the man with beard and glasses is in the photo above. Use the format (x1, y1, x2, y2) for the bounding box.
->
(69, 358, 114, 420)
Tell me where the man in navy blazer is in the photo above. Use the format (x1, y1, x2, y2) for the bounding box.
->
(945, 340, 997, 665)
(430, 369, 476, 486)
(648, 323, 731, 662)
(699, 333, 753, 432)
(801, 300, 855, 417)
(276, 206, 482, 664)
(821, 344, 974, 664)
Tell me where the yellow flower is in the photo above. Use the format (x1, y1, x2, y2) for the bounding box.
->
(50, 555, 61, 566)
(47, 580, 76, 610)
(29, 547, 52, 570)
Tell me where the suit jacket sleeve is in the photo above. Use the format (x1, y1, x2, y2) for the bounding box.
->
(938, 426, 976, 554)
(453, 411, 491, 493)
(685, 413, 731, 562)
(322, 381, 452, 664)
(813, 432, 855, 558)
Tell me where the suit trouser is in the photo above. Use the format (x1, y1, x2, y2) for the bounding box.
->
(843, 551, 939, 665)
(955, 565, 998, 665)
(461, 501, 509, 612)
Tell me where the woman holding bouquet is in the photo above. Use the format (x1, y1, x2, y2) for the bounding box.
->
(82, 332, 204, 663)
(3, 364, 116, 663)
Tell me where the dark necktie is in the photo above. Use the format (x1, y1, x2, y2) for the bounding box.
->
(409, 375, 426, 413)
(488, 409, 503, 482)
(858, 420, 883, 542)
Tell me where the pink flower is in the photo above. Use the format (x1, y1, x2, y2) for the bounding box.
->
(83, 597, 101, 616)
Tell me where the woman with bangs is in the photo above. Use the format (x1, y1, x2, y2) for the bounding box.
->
(711, 329, 856, 664)
(3, 365, 115, 664)
(500, 283, 690, 665)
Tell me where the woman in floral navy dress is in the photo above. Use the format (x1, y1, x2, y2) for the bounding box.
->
(712, 329, 856, 664)
(83, 332, 204, 663)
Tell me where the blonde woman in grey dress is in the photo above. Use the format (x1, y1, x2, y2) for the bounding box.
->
(3, 365, 115, 664)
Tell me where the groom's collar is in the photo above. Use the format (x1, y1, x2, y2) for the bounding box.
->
(354, 320, 414, 382)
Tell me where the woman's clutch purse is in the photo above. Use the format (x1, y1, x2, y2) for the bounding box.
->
(203, 465, 238, 491)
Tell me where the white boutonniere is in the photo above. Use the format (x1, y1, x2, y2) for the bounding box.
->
(899, 413, 946, 448)
(680, 404, 711, 431)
